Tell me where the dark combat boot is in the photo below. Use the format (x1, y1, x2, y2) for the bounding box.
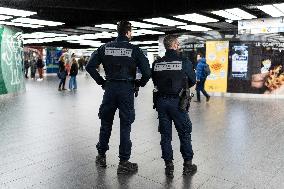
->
(117, 160, 138, 174)
(183, 160, 197, 175)
(95, 154, 107, 168)
(165, 161, 174, 178)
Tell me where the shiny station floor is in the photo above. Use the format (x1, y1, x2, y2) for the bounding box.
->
(0, 72, 284, 189)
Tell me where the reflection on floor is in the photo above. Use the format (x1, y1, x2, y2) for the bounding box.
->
(0, 72, 284, 189)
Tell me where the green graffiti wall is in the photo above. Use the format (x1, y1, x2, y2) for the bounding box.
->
(0, 25, 25, 95)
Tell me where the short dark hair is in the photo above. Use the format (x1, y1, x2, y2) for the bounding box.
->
(197, 52, 204, 57)
(117, 21, 132, 36)
(163, 35, 178, 49)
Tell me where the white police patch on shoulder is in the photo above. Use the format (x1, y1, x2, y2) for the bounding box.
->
(154, 61, 182, 71)
(105, 47, 132, 57)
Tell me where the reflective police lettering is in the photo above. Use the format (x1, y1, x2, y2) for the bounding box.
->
(105, 47, 132, 57)
(154, 61, 182, 71)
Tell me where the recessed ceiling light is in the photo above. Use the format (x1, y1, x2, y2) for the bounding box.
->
(0, 15, 13, 20)
(174, 13, 218, 23)
(12, 18, 64, 26)
(178, 25, 212, 31)
(130, 21, 160, 28)
(143, 17, 187, 26)
(0, 7, 36, 17)
(212, 8, 256, 20)
(257, 4, 284, 17)
(0, 21, 43, 28)
(95, 24, 117, 30)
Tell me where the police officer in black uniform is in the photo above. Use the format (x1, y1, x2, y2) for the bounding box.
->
(86, 21, 151, 174)
(152, 35, 197, 178)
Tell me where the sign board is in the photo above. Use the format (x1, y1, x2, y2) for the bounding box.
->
(238, 17, 284, 34)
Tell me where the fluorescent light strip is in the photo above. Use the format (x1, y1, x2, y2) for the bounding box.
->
(0, 7, 36, 17)
(212, 10, 241, 20)
(67, 40, 81, 43)
(0, 21, 43, 28)
(0, 15, 13, 20)
(257, 4, 284, 17)
(174, 13, 218, 23)
(66, 40, 103, 47)
(95, 24, 117, 30)
(12, 18, 64, 26)
(21, 32, 67, 39)
(178, 25, 212, 31)
(147, 50, 158, 52)
(65, 36, 81, 41)
(80, 34, 98, 39)
(211, 8, 257, 20)
(225, 8, 256, 19)
(276, 3, 284, 15)
(23, 39, 42, 44)
(132, 29, 164, 36)
(130, 21, 160, 28)
(80, 32, 117, 39)
(143, 17, 187, 26)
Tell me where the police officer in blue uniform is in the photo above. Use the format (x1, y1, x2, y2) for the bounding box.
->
(152, 35, 197, 178)
(86, 21, 151, 174)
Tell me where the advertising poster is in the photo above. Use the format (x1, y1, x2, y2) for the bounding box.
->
(228, 42, 284, 95)
(0, 25, 7, 94)
(205, 41, 229, 92)
(45, 47, 62, 73)
(231, 45, 248, 79)
(250, 42, 284, 95)
(0, 25, 25, 95)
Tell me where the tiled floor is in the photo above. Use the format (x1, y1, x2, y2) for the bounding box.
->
(0, 72, 284, 189)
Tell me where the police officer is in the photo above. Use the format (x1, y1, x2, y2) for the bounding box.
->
(86, 21, 151, 174)
(152, 35, 197, 178)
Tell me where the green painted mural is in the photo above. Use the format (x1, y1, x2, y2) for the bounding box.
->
(0, 25, 25, 95)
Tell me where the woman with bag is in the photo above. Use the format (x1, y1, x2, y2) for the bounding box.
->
(58, 55, 67, 91)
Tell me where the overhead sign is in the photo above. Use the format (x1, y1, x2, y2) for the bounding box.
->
(238, 17, 284, 34)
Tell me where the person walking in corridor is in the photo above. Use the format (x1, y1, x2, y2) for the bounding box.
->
(86, 21, 151, 174)
(195, 53, 210, 102)
(58, 55, 67, 91)
(24, 57, 30, 79)
(152, 35, 197, 178)
(36, 57, 44, 81)
(68, 57, 78, 90)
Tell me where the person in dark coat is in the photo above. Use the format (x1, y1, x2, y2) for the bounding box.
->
(58, 55, 67, 91)
(195, 53, 210, 102)
(30, 58, 37, 80)
(86, 21, 151, 174)
(152, 35, 197, 178)
(24, 57, 30, 78)
(36, 57, 44, 80)
(68, 58, 78, 90)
